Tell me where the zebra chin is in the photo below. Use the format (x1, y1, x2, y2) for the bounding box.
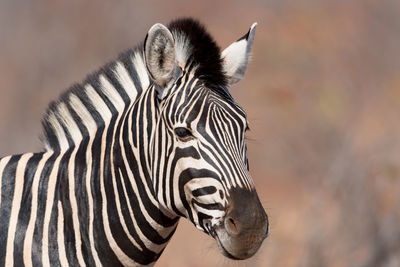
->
(206, 188, 269, 260)
(211, 223, 267, 260)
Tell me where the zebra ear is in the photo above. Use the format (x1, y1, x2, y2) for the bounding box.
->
(221, 22, 257, 85)
(144, 23, 177, 92)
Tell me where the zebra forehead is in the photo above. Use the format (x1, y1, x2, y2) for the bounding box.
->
(209, 104, 248, 128)
(171, 88, 246, 125)
(207, 93, 247, 120)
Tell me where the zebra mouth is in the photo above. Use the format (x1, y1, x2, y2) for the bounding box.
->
(205, 220, 265, 260)
(213, 231, 242, 260)
(206, 223, 241, 260)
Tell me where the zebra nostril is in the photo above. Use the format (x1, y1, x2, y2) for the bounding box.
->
(225, 216, 240, 236)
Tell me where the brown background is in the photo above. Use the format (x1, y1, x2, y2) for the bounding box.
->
(1, 1, 399, 266)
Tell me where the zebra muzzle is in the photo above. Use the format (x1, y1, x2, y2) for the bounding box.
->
(212, 187, 269, 260)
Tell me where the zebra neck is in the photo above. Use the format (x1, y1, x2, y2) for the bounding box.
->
(57, 90, 179, 265)
(95, 87, 180, 263)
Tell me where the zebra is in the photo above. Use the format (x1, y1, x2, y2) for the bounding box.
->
(0, 18, 268, 266)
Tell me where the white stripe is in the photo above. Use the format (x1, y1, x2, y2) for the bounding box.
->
(154, 120, 166, 206)
(119, 124, 176, 245)
(111, 168, 143, 251)
(68, 94, 98, 135)
(57, 102, 83, 144)
(47, 112, 69, 150)
(57, 201, 69, 267)
(42, 153, 63, 267)
(128, 97, 175, 219)
(141, 92, 151, 180)
(99, 121, 138, 266)
(85, 135, 102, 266)
(0, 155, 12, 207)
(132, 53, 149, 89)
(85, 84, 112, 121)
(217, 107, 253, 189)
(205, 109, 236, 188)
(157, 78, 188, 212)
(68, 147, 86, 266)
(99, 74, 125, 110)
(109, 106, 143, 251)
(23, 152, 52, 267)
(69, 92, 102, 266)
(5, 153, 33, 267)
(85, 83, 117, 265)
(114, 61, 138, 99)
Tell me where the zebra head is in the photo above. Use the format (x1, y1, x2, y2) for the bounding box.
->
(144, 19, 268, 260)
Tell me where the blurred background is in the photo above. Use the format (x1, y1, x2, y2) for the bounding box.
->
(1, 0, 399, 266)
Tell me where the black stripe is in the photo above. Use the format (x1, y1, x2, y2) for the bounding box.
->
(119, 48, 144, 96)
(192, 186, 217, 197)
(192, 199, 224, 211)
(65, 98, 90, 140)
(102, 115, 157, 264)
(0, 155, 22, 267)
(237, 27, 251, 41)
(31, 152, 59, 267)
(90, 125, 124, 266)
(122, 123, 178, 227)
(55, 150, 79, 266)
(103, 64, 131, 104)
(13, 153, 43, 266)
(74, 140, 96, 267)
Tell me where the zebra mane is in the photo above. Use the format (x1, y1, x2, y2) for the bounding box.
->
(168, 18, 228, 90)
(40, 46, 150, 151)
(40, 18, 229, 152)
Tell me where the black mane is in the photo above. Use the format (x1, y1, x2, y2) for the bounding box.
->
(168, 18, 229, 91)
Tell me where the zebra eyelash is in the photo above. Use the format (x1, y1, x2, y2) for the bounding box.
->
(174, 127, 193, 141)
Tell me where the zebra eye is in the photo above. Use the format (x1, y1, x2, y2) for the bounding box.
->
(174, 127, 193, 140)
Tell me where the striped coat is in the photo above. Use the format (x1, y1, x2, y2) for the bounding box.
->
(0, 18, 268, 266)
